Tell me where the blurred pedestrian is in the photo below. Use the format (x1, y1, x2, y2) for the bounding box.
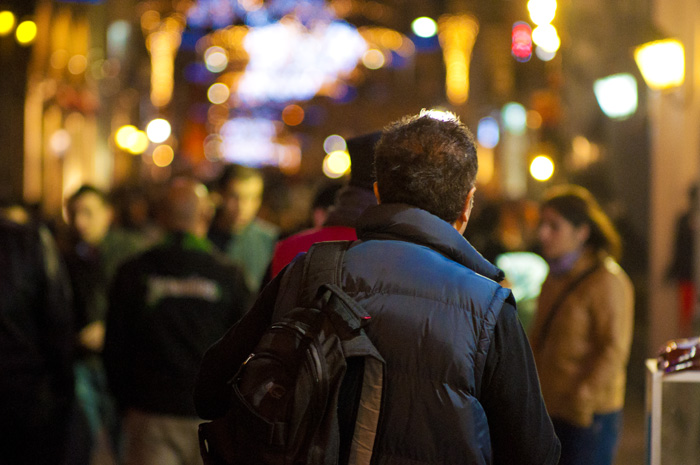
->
(0, 217, 74, 465)
(667, 183, 699, 336)
(195, 110, 560, 464)
(530, 184, 634, 465)
(111, 183, 163, 246)
(104, 177, 251, 465)
(62, 184, 148, 462)
(269, 132, 380, 277)
(309, 180, 344, 229)
(208, 164, 279, 294)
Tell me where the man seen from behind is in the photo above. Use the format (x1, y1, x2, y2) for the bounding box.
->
(194, 110, 560, 464)
(104, 177, 251, 465)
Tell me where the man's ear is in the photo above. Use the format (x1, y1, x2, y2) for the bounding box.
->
(373, 182, 381, 204)
(453, 187, 476, 234)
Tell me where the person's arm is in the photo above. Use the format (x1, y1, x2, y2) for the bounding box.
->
(37, 226, 75, 407)
(576, 271, 634, 405)
(480, 301, 561, 465)
(103, 260, 139, 408)
(194, 257, 303, 419)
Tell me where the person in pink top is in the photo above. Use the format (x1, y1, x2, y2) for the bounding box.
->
(270, 131, 380, 277)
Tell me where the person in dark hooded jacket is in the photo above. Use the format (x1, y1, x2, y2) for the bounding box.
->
(0, 217, 74, 465)
(194, 110, 560, 464)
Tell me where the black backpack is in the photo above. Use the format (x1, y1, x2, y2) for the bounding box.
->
(198, 241, 385, 465)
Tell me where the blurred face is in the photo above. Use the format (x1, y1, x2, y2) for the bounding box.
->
(221, 176, 263, 231)
(194, 184, 216, 238)
(537, 206, 589, 261)
(70, 192, 113, 245)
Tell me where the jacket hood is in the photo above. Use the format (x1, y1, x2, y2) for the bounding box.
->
(356, 203, 505, 282)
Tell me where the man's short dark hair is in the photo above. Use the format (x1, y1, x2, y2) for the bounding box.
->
(374, 110, 478, 224)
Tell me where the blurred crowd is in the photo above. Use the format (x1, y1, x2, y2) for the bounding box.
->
(0, 126, 639, 465)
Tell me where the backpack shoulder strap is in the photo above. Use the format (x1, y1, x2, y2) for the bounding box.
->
(298, 240, 353, 307)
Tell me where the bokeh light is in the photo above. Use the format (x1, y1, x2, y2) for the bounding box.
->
(526, 110, 543, 129)
(477, 117, 500, 149)
(126, 130, 150, 155)
(237, 20, 367, 104)
(527, 0, 557, 26)
(146, 118, 172, 143)
(152, 145, 175, 167)
(530, 155, 554, 181)
(532, 24, 560, 53)
(207, 83, 230, 104)
(411, 17, 437, 38)
(511, 21, 532, 62)
(67, 55, 87, 75)
(203, 134, 223, 161)
(282, 104, 304, 126)
(634, 39, 685, 90)
(594, 73, 638, 119)
(362, 49, 385, 69)
(219, 117, 283, 166)
(502, 102, 527, 135)
(535, 46, 556, 61)
(323, 150, 351, 179)
(115, 125, 138, 150)
(323, 134, 346, 153)
(49, 129, 71, 155)
(0, 11, 16, 36)
(15, 20, 37, 45)
(204, 46, 229, 73)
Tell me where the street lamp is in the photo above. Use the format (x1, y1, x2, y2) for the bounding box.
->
(634, 39, 685, 90)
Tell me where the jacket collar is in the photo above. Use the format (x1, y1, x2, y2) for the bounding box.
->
(356, 203, 505, 282)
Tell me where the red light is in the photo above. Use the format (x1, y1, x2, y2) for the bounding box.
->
(512, 21, 532, 62)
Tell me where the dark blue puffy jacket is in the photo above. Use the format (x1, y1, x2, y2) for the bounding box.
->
(340, 204, 510, 464)
(194, 203, 559, 464)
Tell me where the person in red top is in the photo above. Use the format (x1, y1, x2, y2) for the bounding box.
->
(270, 131, 380, 277)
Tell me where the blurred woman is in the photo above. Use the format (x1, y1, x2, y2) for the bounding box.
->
(529, 185, 634, 465)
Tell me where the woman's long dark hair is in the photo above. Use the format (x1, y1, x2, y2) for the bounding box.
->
(542, 184, 622, 261)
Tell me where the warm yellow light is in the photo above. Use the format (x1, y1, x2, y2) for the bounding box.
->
(67, 55, 87, 75)
(49, 129, 71, 155)
(476, 146, 494, 185)
(526, 110, 542, 129)
(152, 145, 174, 167)
(207, 83, 230, 104)
(438, 14, 479, 105)
(362, 49, 385, 69)
(322, 150, 351, 179)
(127, 131, 150, 155)
(15, 20, 37, 45)
(530, 155, 555, 181)
(115, 125, 138, 149)
(527, 0, 557, 26)
(146, 118, 172, 143)
(0, 11, 16, 36)
(634, 39, 685, 90)
(141, 10, 161, 33)
(531, 24, 560, 53)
